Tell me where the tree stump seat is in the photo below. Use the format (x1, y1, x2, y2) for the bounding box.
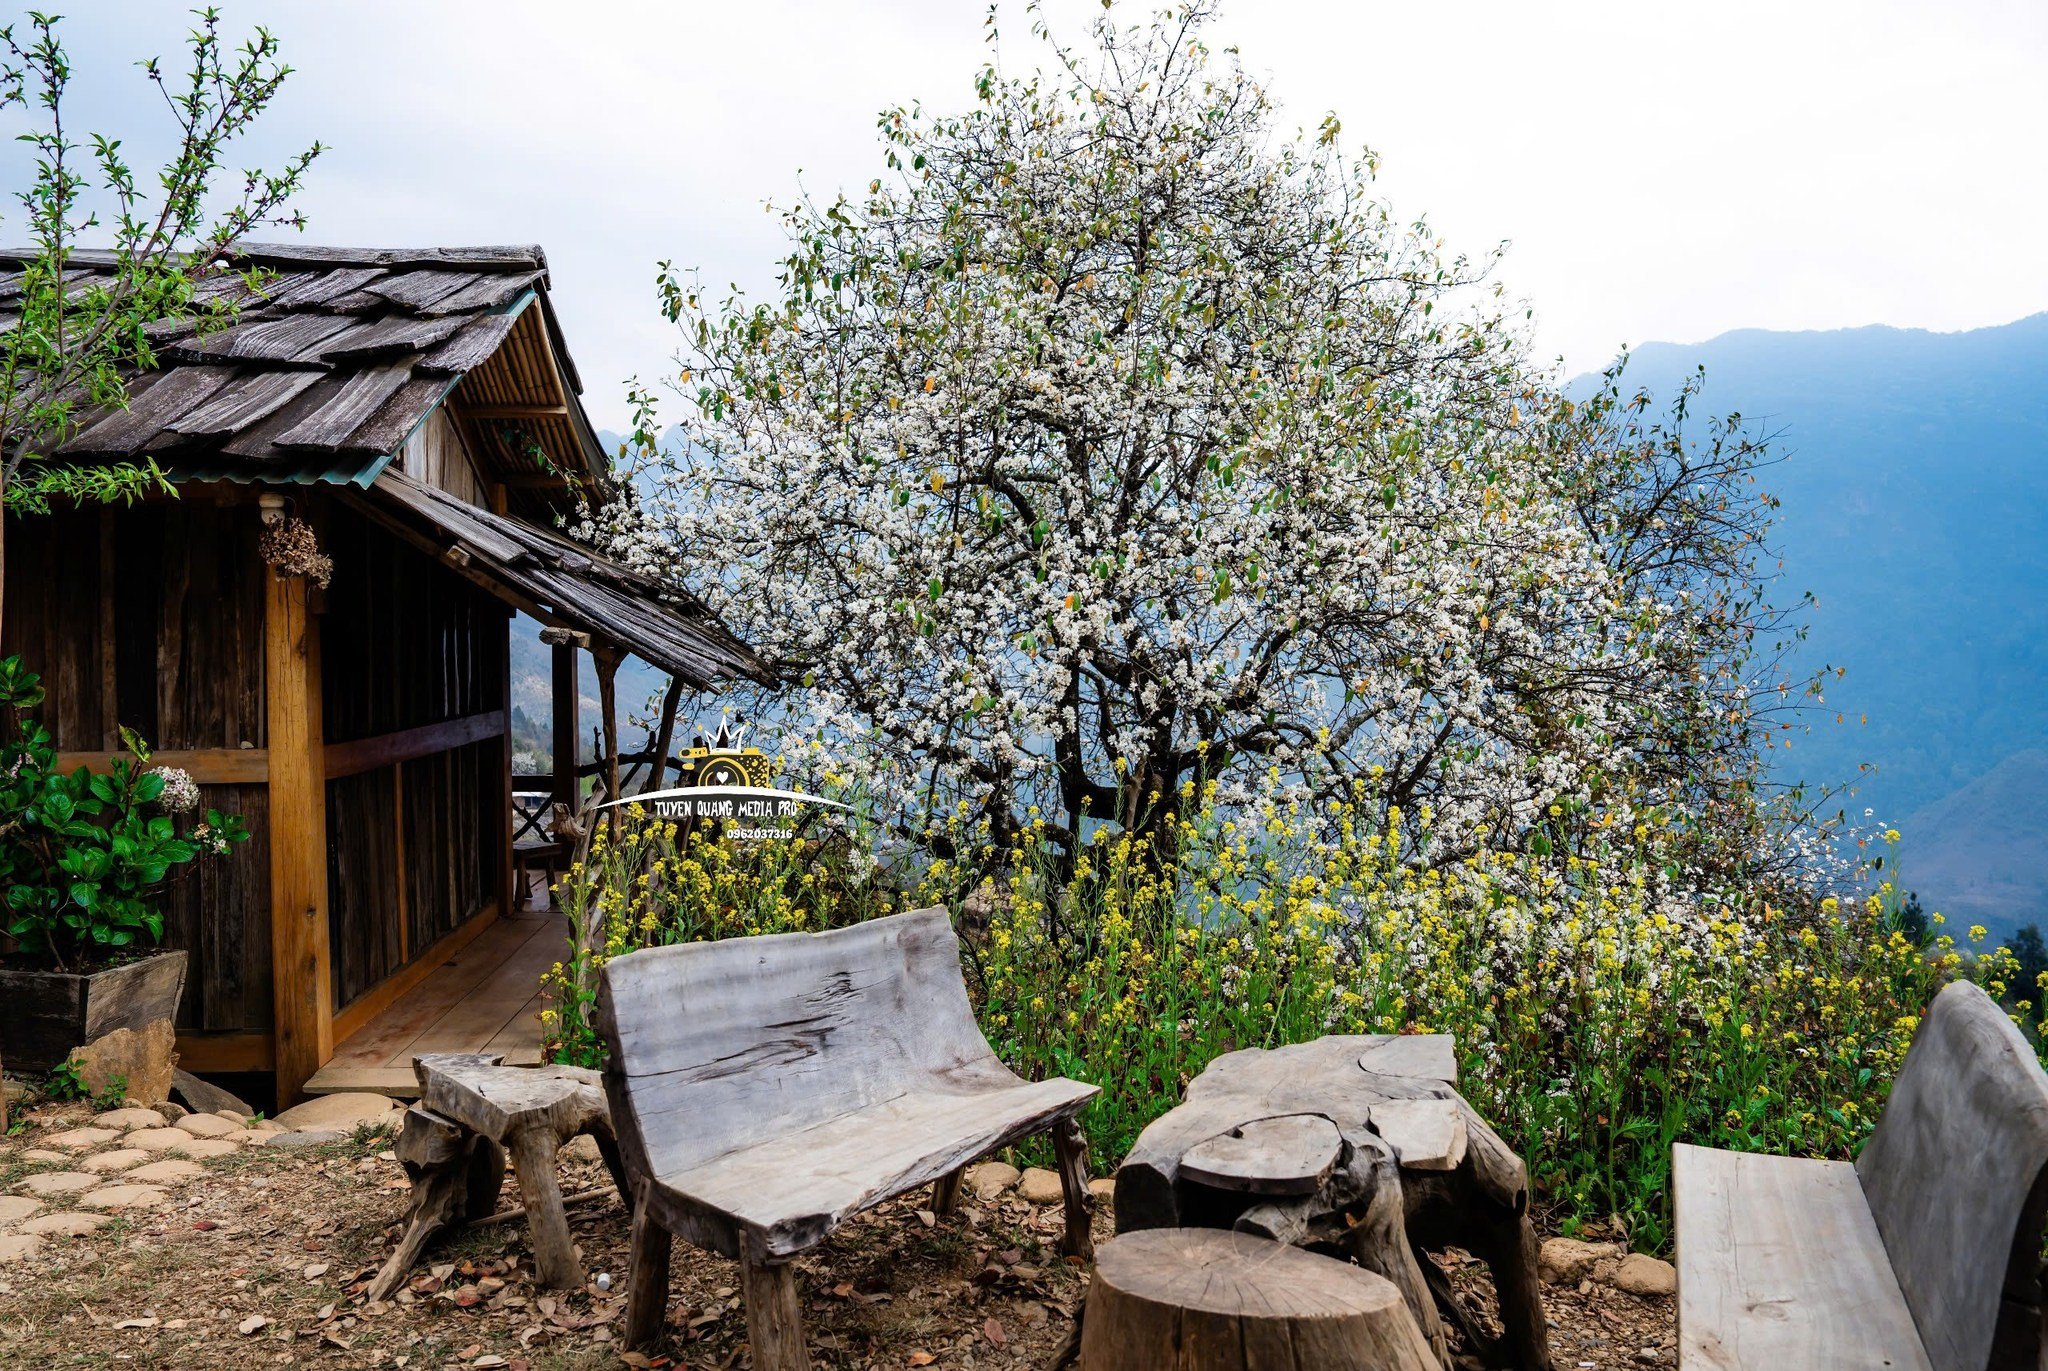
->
(365, 1052, 630, 1301)
(1116, 1034, 1551, 1370)
(1080, 1227, 1439, 1370)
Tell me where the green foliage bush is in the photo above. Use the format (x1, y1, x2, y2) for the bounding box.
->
(0, 655, 247, 969)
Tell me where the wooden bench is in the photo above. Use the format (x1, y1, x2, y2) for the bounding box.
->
(1675, 980, 2048, 1371)
(595, 907, 1100, 1371)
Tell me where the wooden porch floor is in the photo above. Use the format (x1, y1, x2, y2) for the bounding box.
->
(305, 908, 567, 1097)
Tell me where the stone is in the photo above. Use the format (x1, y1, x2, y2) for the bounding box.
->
(263, 1128, 345, 1149)
(1540, 1237, 1624, 1286)
(16, 1211, 109, 1236)
(80, 1149, 151, 1173)
(0, 1196, 41, 1227)
(20, 1172, 101, 1197)
(171, 1068, 254, 1119)
(1017, 1167, 1064, 1205)
(93, 1107, 168, 1132)
(561, 1133, 604, 1163)
(65, 1020, 176, 1106)
(215, 1108, 251, 1124)
(126, 1159, 205, 1184)
(0, 1233, 41, 1262)
(1088, 1178, 1116, 1203)
(169, 1137, 237, 1160)
(173, 1113, 240, 1139)
(126, 1128, 195, 1152)
(42, 1126, 121, 1151)
(270, 1093, 399, 1132)
(18, 1148, 68, 1163)
(967, 1161, 1021, 1199)
(1607, 1253, 1678, 1297)
(153, 1100, 188, 1122)
(77, 1184, 167, 1212)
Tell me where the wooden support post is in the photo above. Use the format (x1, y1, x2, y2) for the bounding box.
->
(550, 641, 578, 809)
(592, 644, 621, 832)
(265, 544, 331, 1108)
(1053, 1115, 1096, 1259)
(739, 1254, 811, 1371)
(623, 1190, 673, 1352)
(931, 1167, 966, 1218)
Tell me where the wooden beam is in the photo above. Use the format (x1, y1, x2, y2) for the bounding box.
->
(265, 560, 332, 1108)
(324, 709, 506, 779)
(56, 747, 269, 784)
(550, 643, 578, 809)
(174, 1031, 275, 1074)
(463, 404, 569, 419)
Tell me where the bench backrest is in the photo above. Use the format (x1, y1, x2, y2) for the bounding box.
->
(594, 908, 1019, 1183)
(1856, 979, 2048, 1371)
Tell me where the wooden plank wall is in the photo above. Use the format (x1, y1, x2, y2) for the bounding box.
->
(320, 511, 508, 1011)
(3, 504, 273, 1034)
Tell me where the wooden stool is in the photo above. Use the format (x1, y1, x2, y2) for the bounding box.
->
(366, 1052, 630, 1301)
(1079, 1228, 1438, 1371)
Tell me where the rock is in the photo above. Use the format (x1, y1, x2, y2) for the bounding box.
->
(16, 1211, 109, 1236)
(42, 1126, 122, 1151)
(1540, 1237, 1624, 1286)
(1088, 1178, 1116, 1203)
(173, 1113, 240, 1139)
(967, 1161, 1021, 1199)
(169, 1137, 237, 1160)
(214, 1108, 250, 1124)
(18, 1148, 68, 1163)
(171, 1068, 254, 1119)
(127, 1159, 205, 1184)
(80, 1149, 151, 1174)
(271, 1093, 398, 1132)
(65, 1020, 176, 1106)
(263, 1128, 345, 1149)
(153, 1100, 188, 1122)
(20, 1172, 101, 1197)
(0, 1196, 41, 1227)
(126, 1128, 196, 1153)
(561, 1133, 604, 1163)
(93, 1107, 168, 1132)
(76, 1184, 167, 1212)
(1017, 1167, 1064, 1205)
(1608, 1253, 1678, 1297)
(0, 1233, 42, 1262)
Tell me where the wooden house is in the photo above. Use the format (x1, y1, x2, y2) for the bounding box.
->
(2, 244, 765, 1105)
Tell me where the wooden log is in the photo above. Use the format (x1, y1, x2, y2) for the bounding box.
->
(1180, 1114, 1343, 1196)
(368, 1106, 484, 1303)
(265, 558, 330, 1108)
(506, 1123, 579, 1288)
(1077, 1228, 1438, 1371)
(930, 1167, 966, 1217)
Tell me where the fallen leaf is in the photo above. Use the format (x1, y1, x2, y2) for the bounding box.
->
(915, 1208, 937, 1228)
(908, 1355, 937, 1368)
(237, 1315, 269, 1336)
(984, 1317, 1008, 1347)
(113, 1317, 158, 1330)
(191, 1221, 218, 1232)
(304, 1262, 330, 1280)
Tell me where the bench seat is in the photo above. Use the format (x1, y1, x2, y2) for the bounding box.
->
(652, 1076, 1098, 1258)
(1674, 1144, 1931, 1371)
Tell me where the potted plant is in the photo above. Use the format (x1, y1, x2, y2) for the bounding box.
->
(0, 655, 247, 1070)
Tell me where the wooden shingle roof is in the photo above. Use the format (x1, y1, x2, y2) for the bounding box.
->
(2, 243, 603, 491)
(350, 468, 771, 688)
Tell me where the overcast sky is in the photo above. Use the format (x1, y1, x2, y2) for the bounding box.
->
(9, 0, 2045, 430)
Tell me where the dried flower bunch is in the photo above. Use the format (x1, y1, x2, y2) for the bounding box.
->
(258, 515, 334, 588)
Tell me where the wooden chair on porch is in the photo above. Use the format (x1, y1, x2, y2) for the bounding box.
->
(595, 908, 1099, 1371)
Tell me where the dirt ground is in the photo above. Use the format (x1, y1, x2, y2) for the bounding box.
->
(0, 1101, 1674, 1369)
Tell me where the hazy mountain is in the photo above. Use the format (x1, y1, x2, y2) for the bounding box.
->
(1595, 314, 2048, 933)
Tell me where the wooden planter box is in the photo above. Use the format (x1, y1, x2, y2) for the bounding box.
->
(0, 950, 188, 1072)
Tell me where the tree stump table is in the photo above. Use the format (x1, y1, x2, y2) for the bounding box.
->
(1080, 1228, 1439, 1371)
(1115, 1035, 1552, 1371)
(366, 1052, 632, 1301)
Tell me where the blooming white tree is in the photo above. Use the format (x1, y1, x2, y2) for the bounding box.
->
(594, 4, 1790, 867)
